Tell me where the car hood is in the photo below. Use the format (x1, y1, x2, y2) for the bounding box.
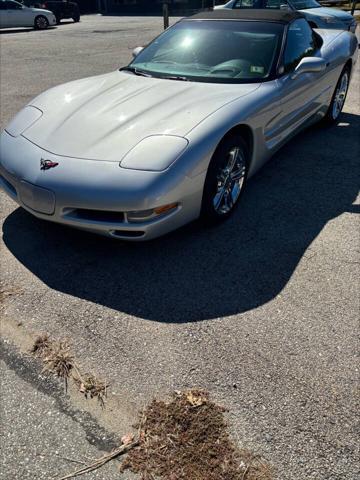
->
(314, 28, 343, 44)
(30, 7, 53, 14)
(22, 71, 259, 162)
(302, 7, 354, 20)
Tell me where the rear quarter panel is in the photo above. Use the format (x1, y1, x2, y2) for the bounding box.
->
(316, 29, 358, 89)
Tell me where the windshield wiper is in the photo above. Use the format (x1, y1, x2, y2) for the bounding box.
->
(120, 66, 153, 77)
(121, 67, 190, 82)
(161, 75, 190, 82)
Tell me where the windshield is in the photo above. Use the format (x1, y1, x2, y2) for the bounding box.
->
(288, 0, 321, 9)
(128, 20, 284, 83)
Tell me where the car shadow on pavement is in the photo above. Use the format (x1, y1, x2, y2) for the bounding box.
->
(0, 27, 57, 34)
(0, 29, 34, 34)
(3, 112, 360, 323)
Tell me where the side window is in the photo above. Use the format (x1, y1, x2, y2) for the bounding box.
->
(264, 0, 281, 8)
(0, 1, 8, 10)
(283, 19, 316, 73)
(6, 1, 23, 9)
(234, 0, 257, 8)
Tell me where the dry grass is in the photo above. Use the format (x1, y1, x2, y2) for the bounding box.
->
(31, 339, 273, 480)
(75, 373, 108, 407)
(32, 335, 74, 390)
(57, 390, 272, 480)
(31, 334, 107, 402)
(43, 340, 74, 379)
(58, 440, 139, 480)
(120, 390, 273, 480)
(31, 333, 52, 357)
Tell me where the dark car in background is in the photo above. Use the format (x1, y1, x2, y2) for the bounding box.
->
(22, 0, 80, 23)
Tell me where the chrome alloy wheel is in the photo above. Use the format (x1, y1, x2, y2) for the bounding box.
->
(213, 147, 247, 215)
(332, 72, 348, 120)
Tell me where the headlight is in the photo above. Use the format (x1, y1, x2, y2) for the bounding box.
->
(5, 106, 43, 137)
(323, 16, 340, 24)
(120, 135, 188, 171)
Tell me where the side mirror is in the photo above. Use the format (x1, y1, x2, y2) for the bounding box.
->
(132, 46, 144, 58)
(292, 57, 326, 78)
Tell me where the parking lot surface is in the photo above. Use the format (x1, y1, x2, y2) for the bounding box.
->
(0, 15, 359, 480)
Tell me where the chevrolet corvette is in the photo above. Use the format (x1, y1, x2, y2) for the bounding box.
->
(0, 10, 357, 240)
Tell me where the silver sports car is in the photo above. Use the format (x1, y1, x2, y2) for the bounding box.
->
(0, 10, 357, 240)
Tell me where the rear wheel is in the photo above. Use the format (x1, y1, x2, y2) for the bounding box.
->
(34, 15, 49, 30)
(55, 15, 61, 24)
(323, 66, 350, 124)
(201, 134, 249, 224)
(73, 11, 80, 22)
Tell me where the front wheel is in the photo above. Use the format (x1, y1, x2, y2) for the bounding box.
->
(323, 67, 350, 124)
(201, 134, 249, 224)
(73, 13, 80, 22)
(34, 15, 49, 30)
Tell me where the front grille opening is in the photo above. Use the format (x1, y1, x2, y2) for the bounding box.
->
(0, 175, 17, 198)
(65, 208, 125, 224)
(111, 230, 145, 238)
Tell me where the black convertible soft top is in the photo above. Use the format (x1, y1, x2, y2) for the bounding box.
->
(189, 9, 304, 24)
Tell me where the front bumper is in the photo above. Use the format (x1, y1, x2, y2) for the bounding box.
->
(0, 132, 204, 241)
(47, 14, 57, 26)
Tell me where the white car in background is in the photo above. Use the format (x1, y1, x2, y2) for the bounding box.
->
(0, 0, 56, 29)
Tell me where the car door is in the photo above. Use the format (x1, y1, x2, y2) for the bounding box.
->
(0, 1, 10, 28)
(273, 18, 330, 141)
(5, 0, 31, 27)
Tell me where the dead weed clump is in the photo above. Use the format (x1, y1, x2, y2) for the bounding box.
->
(31, 334, 52, 357)
(75, 373, 108, 407)
(31, 335, 107, 404)
(32, 335, 74, 390)
(120, 389, 273, 480)
(32, 335, 74, 378)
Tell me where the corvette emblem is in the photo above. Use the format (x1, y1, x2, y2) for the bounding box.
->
(40, 159, 59, 170)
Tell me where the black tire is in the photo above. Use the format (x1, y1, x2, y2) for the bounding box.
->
(73, 11, 80, 22)
(34, 15, 49, 30)
(322, 66, 350, 125)
(201, 134, 249, 224)
(55, 15, 61, 25)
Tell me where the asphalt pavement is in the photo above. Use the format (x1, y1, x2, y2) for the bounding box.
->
(0, 15, 359, 480)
